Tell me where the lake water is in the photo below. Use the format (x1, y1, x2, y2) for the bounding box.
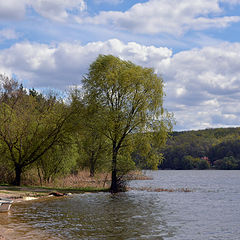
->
(1, 170, 240, 239)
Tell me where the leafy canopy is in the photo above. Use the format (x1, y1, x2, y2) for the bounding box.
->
(83, 55, 173, 192)
(83, 55, 171, 144)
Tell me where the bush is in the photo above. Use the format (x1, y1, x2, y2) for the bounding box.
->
(197, 159, 210, 170)
(214, 156, 240, 170)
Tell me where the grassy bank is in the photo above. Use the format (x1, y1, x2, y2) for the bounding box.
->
(0, 170, 150, 202)
(0, 185, 109, 202)
(0, 170, 111, 202)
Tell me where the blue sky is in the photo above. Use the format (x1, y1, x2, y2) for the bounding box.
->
(1, 0, 240, 131)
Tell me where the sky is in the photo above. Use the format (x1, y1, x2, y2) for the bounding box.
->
(0, 0, 240, 131)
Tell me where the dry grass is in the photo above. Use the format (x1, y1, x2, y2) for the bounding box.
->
(129, 187, 192, 192)
(21, 169, 151, 189)
(125, 170, 153, 180)
(20, 169, 111, 189)
(49, 170, 111, 189)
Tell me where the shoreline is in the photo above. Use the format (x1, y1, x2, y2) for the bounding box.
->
(0, 185, 107, 240)
(0, 188, 55, 240)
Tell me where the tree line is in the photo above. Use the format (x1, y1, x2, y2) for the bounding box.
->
(157, 128, 240, 170)
(0, 55, 173, 192)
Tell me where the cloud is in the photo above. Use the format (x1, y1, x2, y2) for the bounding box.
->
(0, 0, 86, 22)
(162, 42, 240, 129)
(79, 0, 240, 35)
(1, 0, 240, 35)
(1, 39, 240, 130)
(163, 43, 240, 93)
(0, 39, 171, 88)
(0, 29, 19, 42)
(0, 0, 27, 20)
(31, 0, 87, 22)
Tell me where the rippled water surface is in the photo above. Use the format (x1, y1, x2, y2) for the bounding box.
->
(2, 170, 240, 239)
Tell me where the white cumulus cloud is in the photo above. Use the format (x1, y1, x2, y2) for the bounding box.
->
(30, 0, 87, 22)
(162, 43, 240, 129)
(1, 0, 240, 36)
(79, 0, 240, 35)
(0, 0, 27, 20)
(1, 39, 240, 130)
(0, 0, 87, 22)
(0, 39, 171, 87)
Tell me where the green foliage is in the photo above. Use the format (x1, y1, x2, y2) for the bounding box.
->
(208, 139, 240, 164)
(117, 151, 136, 176)
(75, 131, 111, 176)
(214, 156, 240, 170)
(0, 143, 14, 183)
(0, 75, 78, 185)
(71, 89, 111, 176)
(158, 127, 240, 170)
(36, 144, 78, 184)
(83, 55, 173, 192)
(195, 159, 210, 170)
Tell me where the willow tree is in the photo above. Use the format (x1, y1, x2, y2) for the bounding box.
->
(83, 55, 173, 193)
(0, 75, 75, 185)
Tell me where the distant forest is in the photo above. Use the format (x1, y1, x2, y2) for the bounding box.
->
(152, 128, 240, 170)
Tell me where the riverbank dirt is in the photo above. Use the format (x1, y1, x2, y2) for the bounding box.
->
(0, 186, 51, 203)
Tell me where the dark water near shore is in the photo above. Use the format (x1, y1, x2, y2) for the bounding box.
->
(2, 170, 240, 239)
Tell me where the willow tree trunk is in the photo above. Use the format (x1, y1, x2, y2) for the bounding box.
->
(90, 162, 95, 177)
(110, 149, 118, 193)
(14, 164, 22, 186)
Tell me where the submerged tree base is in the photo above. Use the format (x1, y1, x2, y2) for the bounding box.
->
(110, 178, 127, 193)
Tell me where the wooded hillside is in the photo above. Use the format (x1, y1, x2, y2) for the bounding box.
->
(158, 128, 240, 170)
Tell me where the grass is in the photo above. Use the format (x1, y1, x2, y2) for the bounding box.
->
(29, 185, 110, 193)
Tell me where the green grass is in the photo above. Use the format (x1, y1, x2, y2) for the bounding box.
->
(0, 184, 110, 194)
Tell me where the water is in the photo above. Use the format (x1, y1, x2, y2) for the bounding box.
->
(1, 170, 240, 239)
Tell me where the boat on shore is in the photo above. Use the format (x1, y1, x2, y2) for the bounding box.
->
(0, 198, 13, 212)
